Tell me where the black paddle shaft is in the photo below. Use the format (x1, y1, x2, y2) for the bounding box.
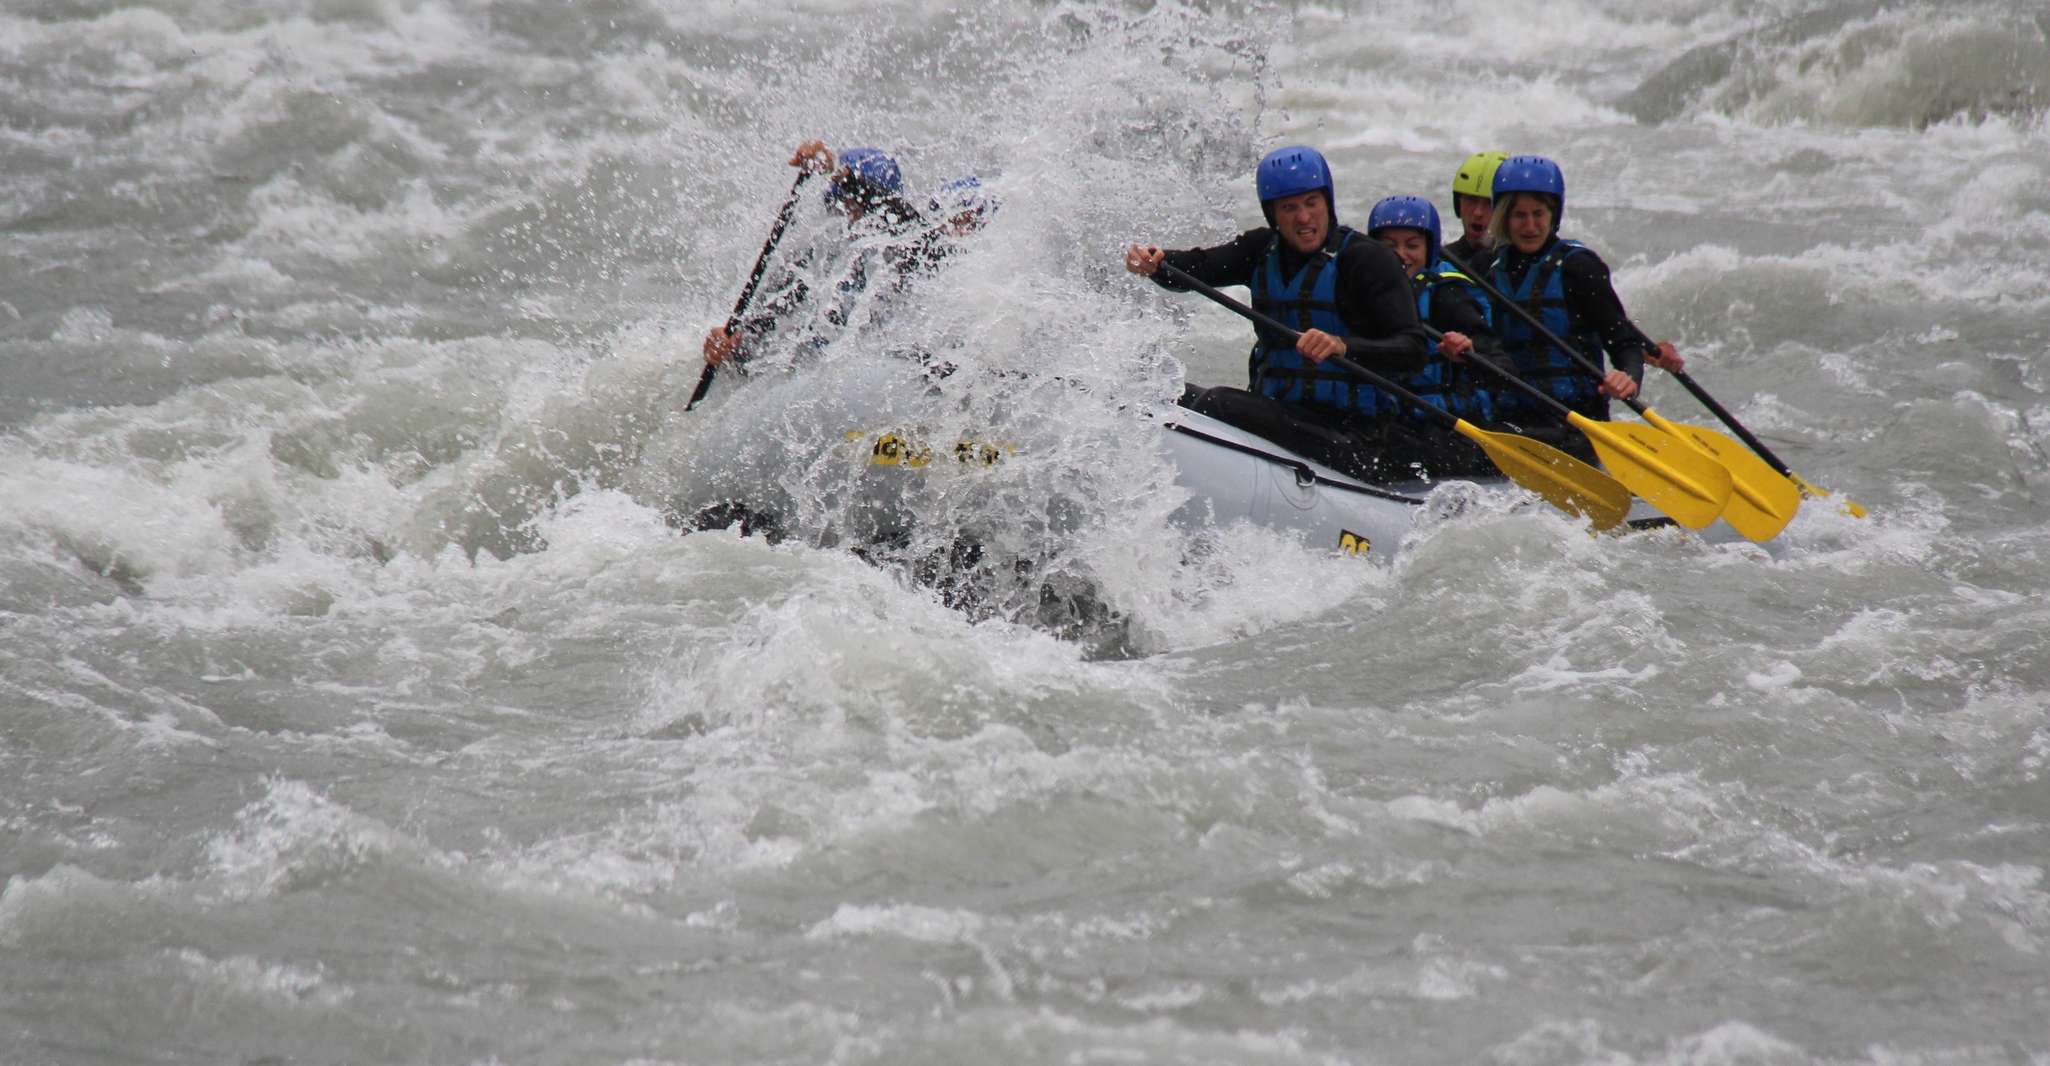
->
(685, 170, 813, 412)
(1438, 248, 1655, 418)
(1151, 262, 1460, 430)
(1439, 249, 1812, 477)
(1667, 368, 1798, 477)
(1153, 261, 1580, 425)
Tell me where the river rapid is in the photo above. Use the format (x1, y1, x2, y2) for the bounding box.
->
(4, 1, 2048, 1063)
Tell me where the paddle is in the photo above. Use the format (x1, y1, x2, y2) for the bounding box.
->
(1439, 249, 1801, 539)
(1665, 367, 1867, 517)
(684, 170, 813, 411)
(1444, 328, 1735, 531)
(1151, 262, 1632, 530)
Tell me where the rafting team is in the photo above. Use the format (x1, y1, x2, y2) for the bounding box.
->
(703, 141, 1683, 485)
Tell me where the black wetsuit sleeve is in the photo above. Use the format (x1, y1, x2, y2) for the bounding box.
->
(1427, 283, 1502, 358)
(732, 245, 818, 352)
(1442, 238, 1494, 276)
(881, 197, 926, 233)
(739, 278, 806, 336)
(1151, 229, 1271, 291)
(1332, 240, 1430, 373)
(1559, 251, 1657, 383)
(878, 228, 953, 296)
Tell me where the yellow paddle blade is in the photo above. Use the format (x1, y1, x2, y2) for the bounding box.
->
(1566, 412, 1734, 530)
(1455, 421, 1631, 530)
(1788, 471, 1869, 518)
(1454, 419, 1632, 530)
(1639, 407, 1801, 541)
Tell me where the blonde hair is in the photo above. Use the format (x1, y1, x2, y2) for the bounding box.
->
(1488, 192, 1561, 246)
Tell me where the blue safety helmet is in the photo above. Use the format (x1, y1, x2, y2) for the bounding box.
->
(1491, 154, 1566, 219)
(929, 175, 998, 220)
(1255, 145, 1336, 227)
(825, 147, 904, 207)
(1365, 195, 1442, 264)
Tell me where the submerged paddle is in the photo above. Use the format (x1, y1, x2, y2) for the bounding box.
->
(1440, 249, 1804, 540)
(1151, 262, 1632, 530)
(684, 170, 813, 411)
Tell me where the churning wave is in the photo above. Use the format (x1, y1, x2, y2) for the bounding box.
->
(1619, 0, 2049, 128)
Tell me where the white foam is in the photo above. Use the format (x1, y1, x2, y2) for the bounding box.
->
(0, 864, 128, 949)
(166, 947, 354, 1008)
(1651, 1021, 1811, 1066)
(806, 901, 986, 943)
(2, 2, 2047, 1056)
(200, 779, 433, 902)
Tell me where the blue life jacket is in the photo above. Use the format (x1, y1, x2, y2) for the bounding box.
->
(1248, 227, 1388, 418)
(1405, 261, 1496, 422)
(1489, 239, 1610, 417)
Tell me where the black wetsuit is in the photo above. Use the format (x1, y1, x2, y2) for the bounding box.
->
(1421, 277, 1502, 362)
(1489, 241, 1656, 410)
(1453, 239, 1661, 464)
(732, 197, 929, 361)
(1386, 272, 1509, 478)
(1442, 234, 1493, 274)
(1154, 228, 1431, 482)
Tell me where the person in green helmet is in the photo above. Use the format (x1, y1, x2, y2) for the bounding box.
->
(1443, 150, 1507, 269)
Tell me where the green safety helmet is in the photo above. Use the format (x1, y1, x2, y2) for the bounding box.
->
(1451, 151, 1510, 202)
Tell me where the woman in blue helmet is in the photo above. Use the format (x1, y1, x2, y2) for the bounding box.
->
(702, 140, 926, 369)
(1479, 155, 1684, 432)
(1362, 194, 1506, 476)
(1124, 146, 1429, 481)
(1364, 195, 1501, 414)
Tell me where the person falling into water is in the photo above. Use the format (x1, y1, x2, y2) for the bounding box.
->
(1475, 155, 1686, 457)
(701, 140, 927, 371)
(1124, 146, 1431, 482)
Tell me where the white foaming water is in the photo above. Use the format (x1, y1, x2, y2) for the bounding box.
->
(3, 1, 2048, 1062)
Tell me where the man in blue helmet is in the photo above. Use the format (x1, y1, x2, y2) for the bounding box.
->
(702, 140, 927, 370)
(1476, 154, 1684, 433)
(1124, 146, 1430, 480)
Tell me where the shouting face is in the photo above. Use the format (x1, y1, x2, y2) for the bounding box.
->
(1270, 189, 1330, 255)
(1455, 193, 1493, 246)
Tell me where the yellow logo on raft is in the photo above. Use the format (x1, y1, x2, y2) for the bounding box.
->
(845, 431, 1013, 468)
(1338, 529, 1370, 556)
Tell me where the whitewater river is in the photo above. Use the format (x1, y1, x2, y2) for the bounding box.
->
(4, 1, 2048, 1062)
